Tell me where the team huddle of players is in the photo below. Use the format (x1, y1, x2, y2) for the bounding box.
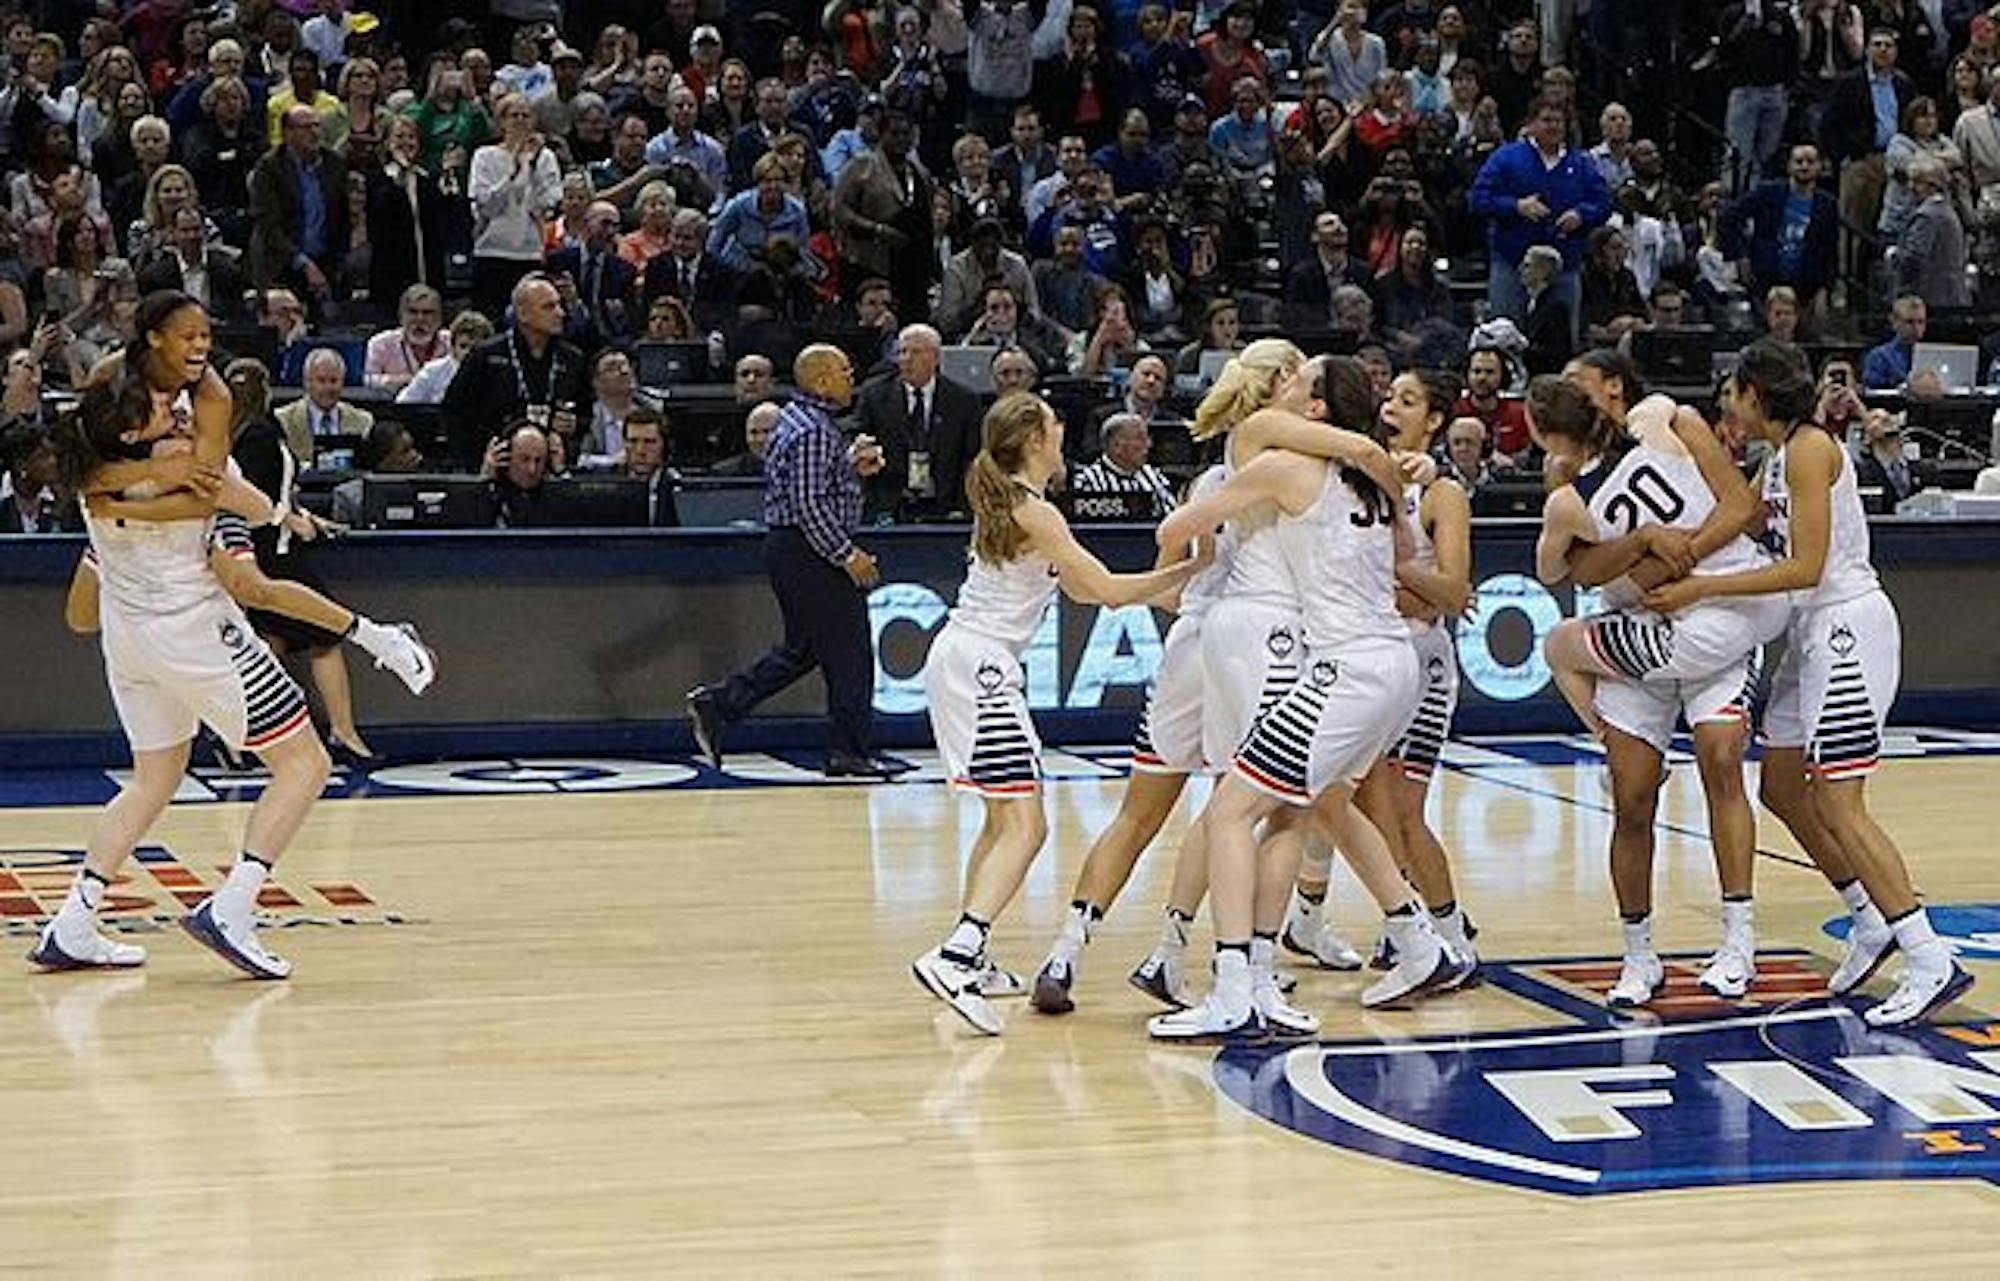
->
(911, 335, 1973, 1040)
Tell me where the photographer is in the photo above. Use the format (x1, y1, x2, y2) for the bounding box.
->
(442, 274, 587, 470)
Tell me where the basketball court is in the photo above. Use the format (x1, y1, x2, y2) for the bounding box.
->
(2, 732, 1997, 1273)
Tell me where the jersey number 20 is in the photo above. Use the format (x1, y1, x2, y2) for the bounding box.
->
(1604, 464, 1687, 533)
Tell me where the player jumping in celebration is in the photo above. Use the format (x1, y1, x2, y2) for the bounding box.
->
(1645, 339, 1973, 1027)
(1324, 368, 1479, 984)
(1150, 355, 1445, 1041)
(37, 292, 327, 979)
(1532, 368, 1788, 1005)
(914, 392, 1208, 1035)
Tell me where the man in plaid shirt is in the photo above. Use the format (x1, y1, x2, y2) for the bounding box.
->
(688, 345, 904, 779)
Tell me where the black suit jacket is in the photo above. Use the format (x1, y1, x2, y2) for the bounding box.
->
(852, 371, 984, 521)
(1282, 253, 1371, 328)
(0, 490, 80, 533)
(640, 249, 739, 333)
(1826, 67, 1915, 163)
(246, 145, 351, 286)
(364, 166, 449, 310)
(135, 248, 248, 322)
(547, 243, 641, 344)
(1854, 448, 1921, 507)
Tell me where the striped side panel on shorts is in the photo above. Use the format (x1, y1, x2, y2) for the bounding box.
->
(1811, 656, 1880, 778)
(1392, 666, 1454, 780)
(1129, 698, 1161, 768)
(1233, 678, 1327, 800)
(232, 633, 310, 749)
(1586, 614, 1675, 681)
(966, 691, 1039, 794)
(211, 513, 258, 560)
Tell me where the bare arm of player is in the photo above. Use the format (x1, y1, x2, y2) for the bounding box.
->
(1396, 478, 1473, 617)
(190, 364, 232, 470)
(207, 551, 355, 633)
(1019, 497, 1205, 608)
(64, 554, 99, 635)
(1158, 450, 1317, 558)
(1535, 487, 1590, 585)
(1673, 404, 1759, 561)
(81, 454, 222, 496)
(1235, 409, 1404, 497)
(1646, 431, 1838, 612)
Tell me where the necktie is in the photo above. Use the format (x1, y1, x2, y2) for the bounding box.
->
(911, 388, 928, 443)
(682, 258, 694, 296)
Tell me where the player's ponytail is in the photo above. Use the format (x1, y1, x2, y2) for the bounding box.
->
(1191, 338, 1302, 441)
(969, 392, 1050, 564)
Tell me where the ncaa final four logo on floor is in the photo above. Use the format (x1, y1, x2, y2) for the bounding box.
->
(0, 846, 410, 935)
(1216, 952, 2000, 1196)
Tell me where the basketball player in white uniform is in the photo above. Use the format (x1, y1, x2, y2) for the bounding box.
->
(914, 392, 1207, 1035)
(1149, 355, 1448, 1041)
(1645, 339, 1973, 1027)
(1534, 371, 1788, 1005)
(1029, 465, 1232, 1016)
(33, 294, 328, 980)
(1307, 369, 1480, 986)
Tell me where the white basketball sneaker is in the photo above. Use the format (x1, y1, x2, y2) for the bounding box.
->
(369, 621, 437, 696)
(1281, 917, 1364, 971)
(1253, 969, 1321, 1039)
(1864, 948, 1975, 1028)
(1148, 988, 1262, 1042)
(1360, 915, 1451, 1009)
(1606, 953, 1666, 1009)
(183, 900, 292, 980)
(1828, 919, 1897, 996)
(27, 921, 146, 971)
(1698, 944, 1756, 1000)
(977, 959, 1027, 999)
(912, 948, 1002, 1035)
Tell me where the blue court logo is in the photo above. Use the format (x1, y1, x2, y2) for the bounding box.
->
(1217, 955, 2000, 1196)
(1828, 903, 2000, 961)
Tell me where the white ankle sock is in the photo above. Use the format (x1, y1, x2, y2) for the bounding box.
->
(1248, 934, 1275, 980)
(348, 616, 394, 661)
(1721, 898, 1754, 951)
(1889, 907, 1943, 958)
(55, 869, 107, 935)
(213, 858, 269, 925)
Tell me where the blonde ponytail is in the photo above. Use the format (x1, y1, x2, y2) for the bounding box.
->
(1190, 338, 1305, 441)
(969, 391, 1052, 563)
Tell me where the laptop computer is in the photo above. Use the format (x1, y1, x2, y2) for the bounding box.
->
(634, 341, 712, 389)
(938, 345, 997, 396)
(359, 475, 496, 529)
(1911, 342, 1980, 393)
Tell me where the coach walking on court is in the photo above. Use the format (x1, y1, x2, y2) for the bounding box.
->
(688, 345, 904, 779)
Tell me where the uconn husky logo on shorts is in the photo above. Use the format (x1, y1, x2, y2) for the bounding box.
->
(1830, 623, 1858, 657)
(218, 620, 246, 651)
(1266, 626, 1297, 660)
(975, 660, 1006, 693)
(1217, 958, 2000, 1195)
(1309, 659, 1337, 687)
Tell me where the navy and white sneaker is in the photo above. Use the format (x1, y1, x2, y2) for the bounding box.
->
(1828, 920, 1897, 996)
(1281, 918, 1363, 971)
(1361, 926, 1452, 1009)
(1606, 954, 1666, 1009)
(1030, 957, 1074, 1014)
(1864, 955, 1975, 1028)
(183, 900, 291, 979)
(1128, 949, 1193, 1010)
(28, 922, 145, 971)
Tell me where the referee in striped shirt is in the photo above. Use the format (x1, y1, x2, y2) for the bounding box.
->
(688, 345, 904, 779)
(1070, 413, 1178, 519)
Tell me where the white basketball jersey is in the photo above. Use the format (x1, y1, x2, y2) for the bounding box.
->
(1274, 463, 1406, 650)
(83, 503, 220, 620)
(1763, 433, 1880, 611)
(951, 545, 1059, 651)
(1178, 465, 1233, 619)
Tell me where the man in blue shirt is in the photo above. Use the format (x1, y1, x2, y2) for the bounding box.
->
(1861, 295, 1928, 389)
(1827, 28, 1914, 293)
(688, 345, 902, 778)
(1719, 143, 1841, 307)
(1467, 95, 1612, 343)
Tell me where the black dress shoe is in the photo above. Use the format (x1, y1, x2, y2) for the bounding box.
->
(824, 752, 896, 779)
(869, 753, 916, 775)
(686, 686, 724, 769)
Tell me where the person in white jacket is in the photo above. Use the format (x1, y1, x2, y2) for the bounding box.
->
(467, 92, 561, 320)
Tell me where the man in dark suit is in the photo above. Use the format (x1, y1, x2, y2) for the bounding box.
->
(246, 104, 349, 309)
(640, 207, 737, 333)
(621, 408, 681, 526)
(0, 423, 76, 533)
(1826, 27, 1915, 289)
(1720, 143, 1842, 309)
(1854, 408, 1922, 509)
(546, 199, 638, 349)
(728, 77, 821, 193)
(137, 205, 248, 321)
(1283, 211, 1370, 329)
(852, 323, 983, 522)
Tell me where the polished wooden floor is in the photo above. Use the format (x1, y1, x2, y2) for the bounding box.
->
(1, 749, 1996, 1275)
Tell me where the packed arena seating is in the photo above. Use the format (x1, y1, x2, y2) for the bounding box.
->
(5, 0, 2000, 532)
